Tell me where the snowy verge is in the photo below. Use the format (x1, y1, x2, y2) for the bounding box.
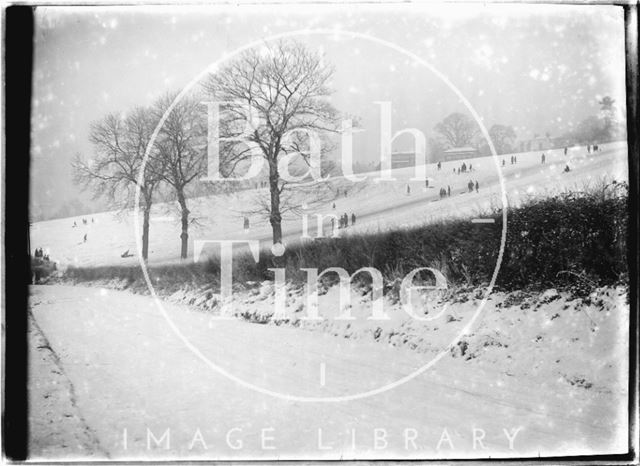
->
(46, 274, 629, 400)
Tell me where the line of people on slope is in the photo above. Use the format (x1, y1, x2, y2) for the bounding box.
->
(241, 142, 601, 235)
(72, 217, 94, 227)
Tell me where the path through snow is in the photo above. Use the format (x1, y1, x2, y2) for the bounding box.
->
(28, 285, 628, 460)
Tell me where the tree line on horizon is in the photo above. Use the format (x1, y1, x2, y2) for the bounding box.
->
(426, 95, 624, 162)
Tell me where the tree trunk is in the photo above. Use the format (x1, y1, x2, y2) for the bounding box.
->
(142, 205, 150, 261)
(177, 191, 190, 259)
(268, 160, 282, 245)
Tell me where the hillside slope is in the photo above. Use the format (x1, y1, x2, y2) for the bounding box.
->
(31, 142, 627, 268)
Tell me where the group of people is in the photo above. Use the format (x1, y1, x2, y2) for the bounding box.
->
(563, 144, 599, 157)
(70, 217, 93, 243)
(439, 186, 451, 198)
(453, 162, 472, 175)
(335, 212, 356, 229)
(72, 217, 94, 228)
(33, 247, 50, 261)
(436, 180, 479, 198)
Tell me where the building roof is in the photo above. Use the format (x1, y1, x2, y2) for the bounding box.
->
(391, 151, 418, 155)
(443, 146, 477, 153)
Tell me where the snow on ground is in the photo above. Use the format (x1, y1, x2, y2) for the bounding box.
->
(29, 284, 628, 460)
(30, 142, 628, 269)
(28, 142, 630, 459)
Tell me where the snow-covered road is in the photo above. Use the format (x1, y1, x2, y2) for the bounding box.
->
(28, 285, 627, 460)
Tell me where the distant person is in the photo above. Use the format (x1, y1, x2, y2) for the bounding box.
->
(502, 159, 506, 167)
(475, 180, 479, 193)
(425, 179, 429, 188)
(462, 162, 467, 172)
(469, 164, 472, 171)
(332, 202, 336, 209)
(587, 144, 591, 154)
(83, 233, 87, 242)
(447, 185, 451, 197)
(406, 184, 411, 195)
(510, 156, 514, 165)
(437, 161, 442, 171)
(564, 147, 568, 156)
(468, 180, 474, 193)
(73, 221, 77, 228)
(541, 153, 546, 164)
(331, 217, 335, 234)
(92, 217, 95, 223)
(243, 216, 250, 231)
(514, 156, 517, 164)
(594, 144, 599, 152)
(564, 164, 571, 173)
(351, 213, 356, 226)
(453, 168, 456, 174)
(457, 167, 461, 175)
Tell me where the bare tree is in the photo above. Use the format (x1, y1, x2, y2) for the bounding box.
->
(598, 95, 616, 140)
(202, 40, 340, 245)
(487, 124, 517, 155)
(151, 93, 207, 259)
(434, 112, 478, 148)
(73, 107, 163, 260)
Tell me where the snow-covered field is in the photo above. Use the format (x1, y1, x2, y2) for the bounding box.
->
(30, 142, 628, 268)
(27, 142, 630, 460)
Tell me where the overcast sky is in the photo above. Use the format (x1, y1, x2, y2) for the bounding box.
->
(30, 3, 627, 217)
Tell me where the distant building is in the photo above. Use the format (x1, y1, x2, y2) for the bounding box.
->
(519, 136, 554, 152)
(390, 151, 417, 169)
(442, 146, 479, 162)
